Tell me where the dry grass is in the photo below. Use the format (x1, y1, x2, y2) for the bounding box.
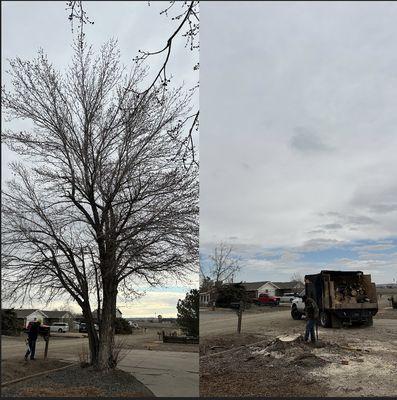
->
(77, 344, 90, 367)
(1, 359, 71, 383)
(113, 391, 148, 397)
(19, 386, 104, 397)
(112, 337, 132, 365)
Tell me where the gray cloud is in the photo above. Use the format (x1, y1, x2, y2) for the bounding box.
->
(321, 223, 343, 230)
(290, 127, 334, 154)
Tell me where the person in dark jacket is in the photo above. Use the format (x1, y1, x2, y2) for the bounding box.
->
(302, 295, 319, 343)
(24, 319, 40, 360)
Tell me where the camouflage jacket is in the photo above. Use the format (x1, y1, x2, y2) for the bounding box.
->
(304, 298, 319, 319)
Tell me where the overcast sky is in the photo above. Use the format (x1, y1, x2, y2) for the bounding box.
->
(1, 1, 198, 317)
(200, 1, 397, 284)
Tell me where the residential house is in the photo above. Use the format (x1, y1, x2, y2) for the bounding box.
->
(5, 309, 48, 329)
(42, 310, 75, 330)
(242, 281, 304, 299)
(199, 287, 219, 307)
(272, 281, 305, 296)
(92, 308, 123, 321)
(242, 281, 280, 299)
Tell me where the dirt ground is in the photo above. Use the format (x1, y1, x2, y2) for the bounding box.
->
(1, 363, 154, 397)
(200, 303, 397, 397)
(1, 358, 72, 383)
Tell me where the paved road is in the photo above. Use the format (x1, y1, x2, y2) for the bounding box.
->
(1, 336, 198, 397)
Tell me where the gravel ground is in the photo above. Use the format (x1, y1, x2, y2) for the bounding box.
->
(200, 332, 270, 356)
(1, 365, 154, 397)
(200, 307, 397, 397)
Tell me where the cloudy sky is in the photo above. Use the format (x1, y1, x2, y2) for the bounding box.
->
(1, 1, 198, 317)
(200, 1, 397, 284)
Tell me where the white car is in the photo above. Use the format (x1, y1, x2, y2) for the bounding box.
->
(279, 292, 300, 303)
(50, 322, 69, 333)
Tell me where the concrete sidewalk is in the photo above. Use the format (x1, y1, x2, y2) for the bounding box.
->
(117, 349, 199, 397)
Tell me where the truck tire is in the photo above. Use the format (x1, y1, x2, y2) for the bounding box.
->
(291, 305, 302, 320)
(58, 328, 63, 333)
(320, 311, 331, 328)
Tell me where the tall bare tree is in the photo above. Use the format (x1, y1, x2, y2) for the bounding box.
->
(66, 1, 199, 166)
(209, 243, 240, 285)
(2, 39, 198, 370)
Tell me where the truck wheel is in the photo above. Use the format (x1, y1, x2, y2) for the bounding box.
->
(320, 312, 331, 328)
(58, 328, 63, 333)
(291, 305, 302, 320)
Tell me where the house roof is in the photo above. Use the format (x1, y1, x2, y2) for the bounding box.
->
(242, 281, 304, 291)
(5, 309, 48, 319)
(42, 310, 74, 318)
(242, 281, 271, 291)
(272, 281, 305, 289)
(92, 308, 122, 315)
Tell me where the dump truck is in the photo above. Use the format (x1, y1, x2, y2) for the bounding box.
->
(291, 270, 378, 328)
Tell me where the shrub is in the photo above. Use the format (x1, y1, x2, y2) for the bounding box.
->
(177, 289, 199, 337)
(115, 318, 132, 334)
(1, 309, 20, 336)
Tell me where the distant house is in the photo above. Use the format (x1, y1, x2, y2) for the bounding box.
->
(42, 310, 75, 329)
(272, 281, 305, 296)
(242, 281, 305, 299)
(5, 309, 48, 328)
(242, 281, 280, 299)
(92, 308, 123, 320)
(73, 307, 122, 324)
(199, 287, 218, 307)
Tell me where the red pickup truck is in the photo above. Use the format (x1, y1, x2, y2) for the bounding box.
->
(254, 293, 280, 306)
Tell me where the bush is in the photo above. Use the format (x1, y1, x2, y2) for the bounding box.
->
(176, 289, 199, 337)
(115, 318, 132, 334)
(1, 309, 20, 336)
(215, 283, 248, 308)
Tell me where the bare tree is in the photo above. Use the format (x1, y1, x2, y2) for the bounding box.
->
(2, 39, 198, 370)
(290, 272, 305, 284)
(209, 243, 240, 285)
(66, 1, 199, 167)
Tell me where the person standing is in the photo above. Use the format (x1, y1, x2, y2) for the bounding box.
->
(24, 318, 40, 360)
(302, 295, 319, 343)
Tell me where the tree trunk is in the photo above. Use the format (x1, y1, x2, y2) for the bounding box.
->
(97, 283, 118, 370)
(81, 306, 99, 367)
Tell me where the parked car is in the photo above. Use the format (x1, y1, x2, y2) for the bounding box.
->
(279, 292, 300, 303)
(78, 322, 99, 333)
(254, 293, 280, 306)
(128, 321, 140, 329)
(50, 322, 69, 333)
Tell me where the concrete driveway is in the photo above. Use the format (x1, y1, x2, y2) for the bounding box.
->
(1, 335, 198, 397)
(118, 349, 198, 397)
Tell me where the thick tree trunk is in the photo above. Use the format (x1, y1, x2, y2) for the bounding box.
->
(97, 283, 118, 370)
